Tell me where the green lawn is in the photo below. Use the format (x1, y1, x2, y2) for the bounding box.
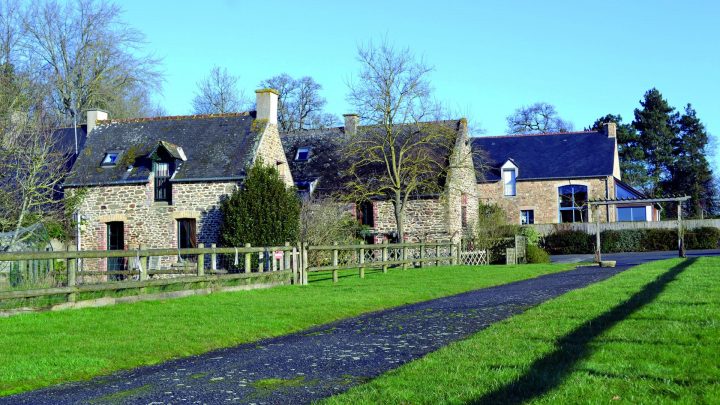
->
(0, 263, 574, 397)
(324, 257, 720, 404)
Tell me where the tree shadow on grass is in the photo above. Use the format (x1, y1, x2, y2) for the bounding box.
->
(471, 258, 696, 405)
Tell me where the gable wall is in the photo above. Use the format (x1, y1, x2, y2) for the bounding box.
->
(255, 123, 294, 187)
(477, 176, 617, 225)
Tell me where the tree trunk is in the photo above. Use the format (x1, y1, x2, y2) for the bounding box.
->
(394, 193, 404, 243)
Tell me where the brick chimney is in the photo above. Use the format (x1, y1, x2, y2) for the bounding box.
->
(255, 88, 279, 125)
(343, 113, 359, 137)
(603, 122, 617, 138)
(86, 109, 108, 134)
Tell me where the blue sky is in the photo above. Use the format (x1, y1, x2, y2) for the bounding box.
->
(121, 0, 719, 164)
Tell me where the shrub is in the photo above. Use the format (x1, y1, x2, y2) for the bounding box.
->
(519, 226, 540, 246)
(541, 230, 593, 254)
(686, 227, 720, 249)
(601, 229, 643, 253)
(640, 229, 676, 251)
(219, 161, 301, 248)
(526, 245, 551, 263)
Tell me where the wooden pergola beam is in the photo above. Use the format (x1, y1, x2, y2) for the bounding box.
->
(588, 195, 690, 262)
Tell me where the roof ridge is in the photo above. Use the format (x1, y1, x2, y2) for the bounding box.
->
(476, 130, 599, 139)
(100, 111, 253, 124)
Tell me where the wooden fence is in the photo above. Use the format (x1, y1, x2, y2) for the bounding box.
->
(0, 238, 531, 310)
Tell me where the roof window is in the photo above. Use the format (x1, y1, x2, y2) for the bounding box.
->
(295, 147, 310, 161)
(101, 152, 121, 167)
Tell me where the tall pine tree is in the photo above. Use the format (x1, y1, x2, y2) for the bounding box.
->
(667, 104, 715, 217)
(632, 88, 678, 197)
(588, 114, 649, 190)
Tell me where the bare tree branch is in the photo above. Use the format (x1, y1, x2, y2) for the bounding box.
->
(191, 65, 249, 114)
(506, 102, 573, 134)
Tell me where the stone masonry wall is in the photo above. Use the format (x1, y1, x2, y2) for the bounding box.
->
(476, 176, 616, 225)
(71, 179, 239, 270)
(373, 199, 449, 243)
(446, 119, 479, 240)
(255, 123, 294, 187)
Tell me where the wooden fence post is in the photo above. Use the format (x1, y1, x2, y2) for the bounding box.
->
(292, 246, 298, 284)
(271, 250, 277, 272)
(450, 242, 457, 265)
(302, 243, 309, 285)
(197, 243, 205, 276)
(435, 243, 441, 266)
(382, 241, 388, 274)
(332, 242, 339, 283)
(258, 250, 265, 273)
(244, 243, 251, 273)
(402, 244, 408, 270)
(359, 241, 365, 279)
(284, 242, 291, 271)
(419, 242, 425, 268)
(210, 243, 217, 273)
(67, 245, 77, 303)
(139, 244, 148, 281)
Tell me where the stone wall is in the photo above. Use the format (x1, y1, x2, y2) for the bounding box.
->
(71, 179, 239, 270)
(477, 176, 617, 225)
(446, 119, 479, 240)
(255, 123, 294, 187)
(373, 199, 449, 242)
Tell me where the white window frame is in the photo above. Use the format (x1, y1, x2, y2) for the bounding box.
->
(295, 147, 310, 161)
(501, 160, 518, 197)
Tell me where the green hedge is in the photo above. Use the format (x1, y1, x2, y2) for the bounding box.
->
(542, 227, 720, 255)
(526, 245, 551, 263)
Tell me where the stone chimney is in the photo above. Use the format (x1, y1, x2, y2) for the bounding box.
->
(343, 114, 359, 137)
(86, 109, 108, 134)
(255, 88, 279, 125)
(603, 122, 617, 138)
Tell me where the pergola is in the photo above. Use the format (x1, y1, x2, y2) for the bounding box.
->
(587, 195, 691, 262)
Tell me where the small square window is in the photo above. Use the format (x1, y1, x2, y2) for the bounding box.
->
(295, 147, 310, 161)
(521, 210, 534, 225)
(101, 152, 120, 166)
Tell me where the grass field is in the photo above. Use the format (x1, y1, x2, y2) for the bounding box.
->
(0, 263, 574, 397)
(324, 257, 720, 404)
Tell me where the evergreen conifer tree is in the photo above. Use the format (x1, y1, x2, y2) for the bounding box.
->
(589, 114, 649, 190)
(219, 161, 300, 248)
(632, 88, 678, 197)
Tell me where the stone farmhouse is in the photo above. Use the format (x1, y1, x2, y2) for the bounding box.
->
(62, 87, 656, 261)
(64, 89, 291, 268)
(471, 123, 659, 226)
(280, 116, 479, 243)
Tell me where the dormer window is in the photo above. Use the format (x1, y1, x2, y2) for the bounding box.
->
(154, 161, 172, 203)
(295, 147, 310, 161)
(501, 160, 518, 197)
(101, 152, 121, 167)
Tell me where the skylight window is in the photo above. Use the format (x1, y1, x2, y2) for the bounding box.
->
(295, 147, 310, 161)
(101, 152, 121, 166)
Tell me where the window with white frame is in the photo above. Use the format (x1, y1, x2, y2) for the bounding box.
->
(503, 168, 516, 196)
(521, 210, 534, 225)
(295, 147, 310, 161)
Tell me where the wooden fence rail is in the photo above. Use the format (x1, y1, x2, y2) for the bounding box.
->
(0, 238, 514, 310)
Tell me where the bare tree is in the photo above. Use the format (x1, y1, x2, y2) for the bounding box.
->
(191, 65, 249, 114)
(0, 113, 68, 251)
(259, 73, 336, 131)
(506, 102, 573, 134)
(299, 198, 357, 246)
(22, 0, 162, 123)
(343, 40, 458, 242)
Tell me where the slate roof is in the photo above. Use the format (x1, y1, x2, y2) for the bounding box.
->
(52, 125, 88, 156)
(470, 131, 616, 182)
(281, 120, 463, 197)
(65, 113, 260, 187)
